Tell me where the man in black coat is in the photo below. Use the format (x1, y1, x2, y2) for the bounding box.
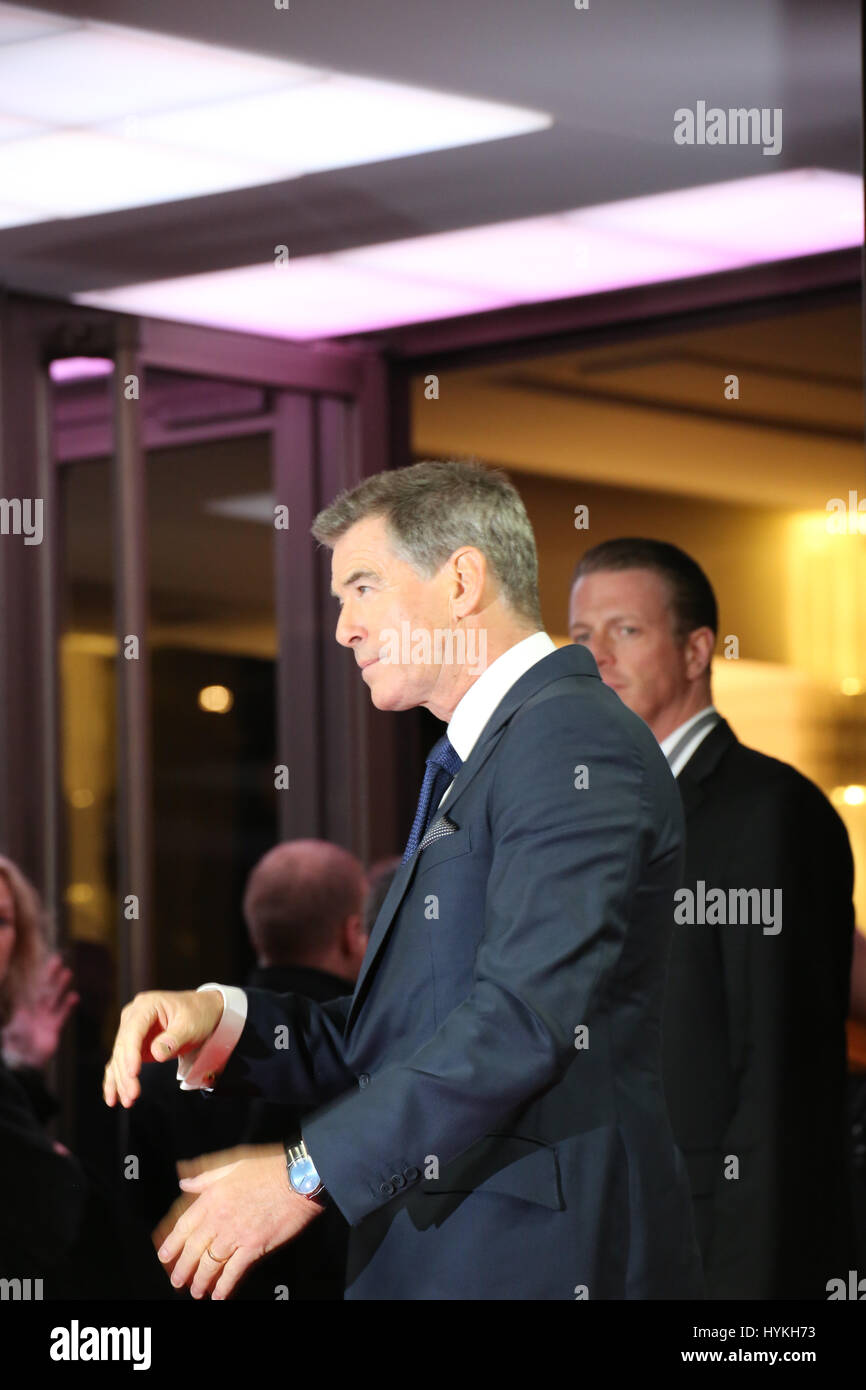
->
(569, 537, 856, 1299)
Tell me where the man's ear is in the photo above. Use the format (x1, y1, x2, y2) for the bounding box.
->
(684, 626, 716, 682)
(450, 546, 487, 619)
(342, 912, 367, 954)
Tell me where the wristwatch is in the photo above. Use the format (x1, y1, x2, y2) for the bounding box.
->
(284, 1139, 326, 1201)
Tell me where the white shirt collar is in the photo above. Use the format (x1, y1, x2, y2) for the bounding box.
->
(447, 631, 557, 763)
(659, 705, 717, 758)
(659, 704, 719, 777)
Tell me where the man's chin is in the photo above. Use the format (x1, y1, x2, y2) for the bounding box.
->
(370, 690, 412, 711)
(365, 672, 416, 712)
(607, 684, 641, 716)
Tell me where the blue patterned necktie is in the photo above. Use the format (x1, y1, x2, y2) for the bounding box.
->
(401, 734, 463, 864)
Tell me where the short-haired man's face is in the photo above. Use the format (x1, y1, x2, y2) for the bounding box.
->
(569, 568, 692, 730)
(331, 515, 454, 713)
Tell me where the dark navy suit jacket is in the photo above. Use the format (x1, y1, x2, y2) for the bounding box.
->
(218, 643, 704, 1300)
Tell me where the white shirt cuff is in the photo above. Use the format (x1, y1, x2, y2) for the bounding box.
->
(177, 983, 248, 1091)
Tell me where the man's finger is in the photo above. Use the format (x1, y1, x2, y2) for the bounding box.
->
(212, 1249, 251, 1302)
(105, 1055, 136, 1108)
(190, 1244, 240, 1301)
(169, 1228, 213, 1291)
(179, 1161, 241, 1194)
(152, 1193, 195, 1257)
(112, 1001, 155, 1101)
(156, 1200, 198, 1267)
(177, 1144, 259, 1181)
(110, 1050, 141, 1108)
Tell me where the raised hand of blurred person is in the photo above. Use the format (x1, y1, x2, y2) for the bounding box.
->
(2, 951, 79, 1069)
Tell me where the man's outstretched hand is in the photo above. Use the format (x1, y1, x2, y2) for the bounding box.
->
(103, 989, 224, 1108)
(154, 1145, 325, 1300)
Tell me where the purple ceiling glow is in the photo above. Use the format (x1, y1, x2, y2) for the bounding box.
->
(76, 170, 863, 341)
(48, 357, 115, 382)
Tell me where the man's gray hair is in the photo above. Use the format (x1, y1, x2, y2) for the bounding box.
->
(311, 459, 543, 628)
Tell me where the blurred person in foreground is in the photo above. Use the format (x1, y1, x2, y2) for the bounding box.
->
(104, 460, 703, 1302)
(121, 839, 369, 1300)
(569, 538, 855, 1299)
(0, 854, 164, 1297)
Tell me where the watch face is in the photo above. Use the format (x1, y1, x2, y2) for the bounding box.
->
(290, 1156, 321, 1195)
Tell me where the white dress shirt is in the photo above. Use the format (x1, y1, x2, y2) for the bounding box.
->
(176, 983, 249, 1091)
(658, 704, 719, 778)
(441, 629, 557, 804)
(180, 631, 558, 1091)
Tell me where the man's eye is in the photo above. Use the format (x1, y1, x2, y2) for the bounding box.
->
(619, 626, 638, 636)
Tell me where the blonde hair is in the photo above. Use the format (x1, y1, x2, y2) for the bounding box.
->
(0, 856, 49, 1026)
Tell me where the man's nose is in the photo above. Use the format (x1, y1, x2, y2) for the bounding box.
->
(586, 637, 612, 670)
(335, 605, 362, 648)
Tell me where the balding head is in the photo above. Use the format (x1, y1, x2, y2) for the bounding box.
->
(243, 840, 367, 976)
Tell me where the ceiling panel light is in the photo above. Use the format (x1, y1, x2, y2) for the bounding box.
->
(0, 112, 47, 140)
(0, 15, 310, 124)
(0, 199, 40, 228)
(75, 169, 862, 340)
(344, 216, 724, 299)
(0, 130, 285, 220)
(0, 2, 549, 225)
(0, 2, 72, 44)
(110, 74, 547, 175)
(78, 257, 506, 339)
(574, 169, 863, 261)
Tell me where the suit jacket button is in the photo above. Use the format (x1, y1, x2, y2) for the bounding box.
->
(379, 1181, 394, 1196)
(404, 1166, 420, 1181)
(390, 1173, 406, 1188)
(358, 1073, 370, 1088)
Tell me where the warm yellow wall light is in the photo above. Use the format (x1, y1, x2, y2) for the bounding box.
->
(785, 513, 866, 687)
(198, 684, 234, 713)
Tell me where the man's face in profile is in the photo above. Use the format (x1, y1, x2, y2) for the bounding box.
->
(330, 514, 451, 713)
(569, 567, 689, 729)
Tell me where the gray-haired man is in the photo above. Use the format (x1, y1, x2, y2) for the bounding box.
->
(105, 461, 703, 1301)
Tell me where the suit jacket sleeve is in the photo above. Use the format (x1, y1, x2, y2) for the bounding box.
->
(701, 778, 854, 1298)
(216, 991, 356, 1108)
(296, 693, 674, 1226)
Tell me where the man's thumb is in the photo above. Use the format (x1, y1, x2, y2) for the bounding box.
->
(152, 1032, 177, 1058)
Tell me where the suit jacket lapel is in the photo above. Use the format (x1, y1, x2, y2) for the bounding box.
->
(346, 643, 599, 1032)
(675, 717, 737, 817)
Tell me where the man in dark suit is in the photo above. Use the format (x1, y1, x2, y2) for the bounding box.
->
(569, 537, 855, 1299)
(104, 460, 703, 1302)
(119, 839, 368, 1300)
